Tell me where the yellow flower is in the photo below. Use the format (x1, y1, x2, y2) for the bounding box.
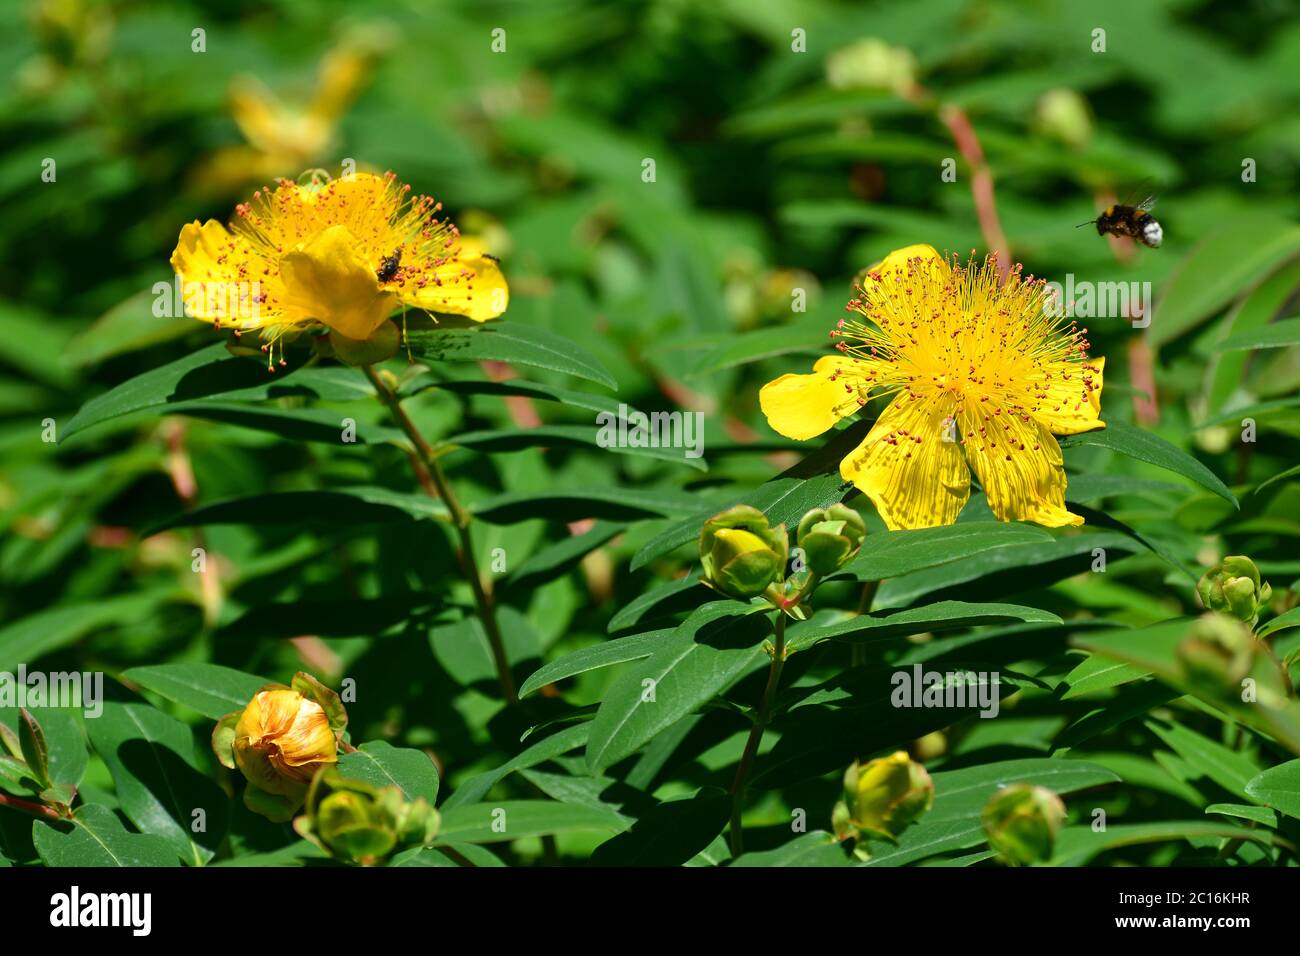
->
(760, 244, 1104, 530)
(232, 688, 338, 799)
(170, 170, 509, 368)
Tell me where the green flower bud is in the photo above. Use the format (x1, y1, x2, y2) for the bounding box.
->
(1177, 612, 1256, 695)
(826, 38, 917, 96)
(1034, 88, 1093, 149)
(294, 768, 439, 866)
(796, 504, 867, 575)
(981, 784, 1065, 866)
(832, 751, 934, 844)
(1197, 556, 1272, 625)
(699, 505, 788, 600)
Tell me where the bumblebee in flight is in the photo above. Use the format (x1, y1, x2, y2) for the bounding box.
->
(1079, 195, 1162, 248)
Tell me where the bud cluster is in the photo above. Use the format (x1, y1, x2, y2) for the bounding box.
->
(698, 502, 867, 612)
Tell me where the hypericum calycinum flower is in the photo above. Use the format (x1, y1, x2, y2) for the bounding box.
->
(171, 169, 508, 368)
(760, 244, 1105, 530)
(698, 505, 788, 600)
(1196, 555, 1272, 626)
(796, 504, 867, 575)
(832, 751, 934, 845)
(213, 672, 348, 820)
(294, 768, 439, 866)
(981, 783, 1065, 866)
(1177, 612, 1257, 693)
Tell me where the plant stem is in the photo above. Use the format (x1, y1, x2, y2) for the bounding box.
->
(0, 791, 62, 820)
(728, 612, 788, 858)
(364, 365, 519, 706)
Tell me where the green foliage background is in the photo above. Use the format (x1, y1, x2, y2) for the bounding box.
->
(1, 0, 1299, 867)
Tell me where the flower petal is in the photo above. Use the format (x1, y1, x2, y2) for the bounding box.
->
(859, 243, 945, 284)
(398, 243, 508, 321)
(279, 224, 396, 339)
(170, 220, 267, 326)
(959, 404, 1083, 527)
(840, 392, 970, 530)
(1026, 357, 1105, 436)
(760, 356, 867, 441)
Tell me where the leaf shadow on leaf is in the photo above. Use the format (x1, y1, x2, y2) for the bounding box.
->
(589, 787, 730, 866)
(116, 737, 229, 860)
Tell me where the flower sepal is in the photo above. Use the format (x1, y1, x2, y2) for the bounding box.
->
(293, 767, 439, 866)
(796, 504, 867, 575)
(327, 321, 401, 366)
(698, 505, 788, 601)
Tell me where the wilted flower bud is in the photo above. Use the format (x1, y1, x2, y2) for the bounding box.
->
(1177, 612, 1256, 694)
(981, 783, 1065, 866)
(213, 672, 347, 820)
(699, 505, 788, 600)
(1197, 556, 1272, 625)
(832, 751, 934, 844)
(294, 769, 439, 866)
(797, 504, 867, 575)
(826, 38, 917, 96)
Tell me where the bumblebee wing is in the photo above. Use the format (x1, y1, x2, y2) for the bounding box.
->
(1136, 195, 1158, 213)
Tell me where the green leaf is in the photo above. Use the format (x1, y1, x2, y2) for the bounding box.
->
(447, 425, 706, 469)
(1146, 720, 1261, 800)
(685, 319, 828, 375)
(505, 521, 625, 592)
(1050, 821, 1274, 866)
(435, 800, 629, 844)
(1204, 803, 1277, 827)
(585, 602, 770, 772)
(607, 575, 706, 634)
(1244, 760, 1300, 820)
(1213, 315, 1300, 351)
(1258, 606, 1300, 638)
(17, 710, 50, 789)
(337, 741, 439, 804)
(788, 601, 1062, 652)
(0, 593, 163, 672)
(0, 708, 86, 788)
(405, 323, 617, 390)
(161, 402, 406, 446)
(518, 629, 668, 699)
(731, 831, 849, 867)
(442, 724, 590, 810)
(86, 700, 228, 866)
(589, 788, 731, 866)
(32, 805, 180, 867)
(121, 663, 268, 721)
(411, 377, 624, 414)
(1060, 418, 1237, 506)
(391, 843, 505, 867)
(1150, 214, 1300, 346)
(1060, 653, 1151, 699)
(151, 486, 449, 533)
(473, 487, 699, 524)
(61, 343, 372, 441)
(835, 522, 1054, 582)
